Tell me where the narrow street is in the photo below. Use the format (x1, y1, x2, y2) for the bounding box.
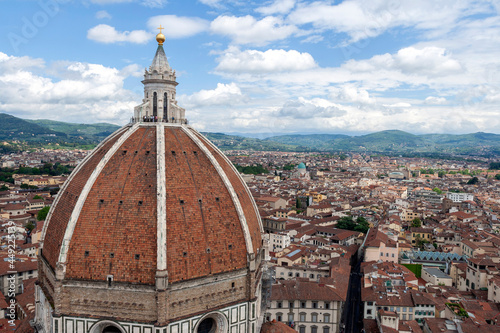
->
(341, 257, 362, 333)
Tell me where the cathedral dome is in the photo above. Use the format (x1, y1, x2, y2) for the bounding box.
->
(41, 123, 263, 285)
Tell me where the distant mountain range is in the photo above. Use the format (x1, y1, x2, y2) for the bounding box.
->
(1, 113, 500, 156)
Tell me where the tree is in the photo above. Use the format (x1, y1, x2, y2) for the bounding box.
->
(495, 174, 500, 180)
(337, 216, 355, 231)
(33, 195, 42, 199)
(489, 162, 500, 170)
(25, 221, 35, 232)
(37, 206, 50, 221)
(20, 183, 30, 189)
(432, 187, 443, 195)
(411, 218, 422, 228)
(0, 184, 9, 191)
(354, 216, 370, 233)
(467, 177, 479, 185)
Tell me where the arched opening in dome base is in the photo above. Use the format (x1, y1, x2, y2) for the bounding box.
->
(195, 313, 228, 333)
(89, 320, 126, 333)
(103, 326, 122, 333)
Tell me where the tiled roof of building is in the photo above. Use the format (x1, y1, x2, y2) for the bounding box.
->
(270, 278, 346, 302)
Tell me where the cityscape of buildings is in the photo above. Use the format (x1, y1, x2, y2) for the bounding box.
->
(2, 146, 500, 332)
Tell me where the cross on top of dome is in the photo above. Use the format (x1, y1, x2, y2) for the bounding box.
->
(156, 25, 165, 45)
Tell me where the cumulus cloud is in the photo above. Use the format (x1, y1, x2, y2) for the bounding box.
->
(87, 24, 152, 44)
(425, 96, 447, 104)
(180, 83, 244, 108)
(0, 52, 139, 124)
(342, 46, 463, 77)
(278, 97, 346, 119)
(210, 15, 297, 46)
(288, 0, 492, 43)
(215, 47, 317, 73)
(329, 85, 374, 104)
(95, 10, 112, 19)
(256, 0, 296, 15)
(148, 15, 209, 39)
(384, 102, 411, 108)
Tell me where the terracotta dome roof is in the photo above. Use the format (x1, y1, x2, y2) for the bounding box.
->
(41, 123, 263, 285)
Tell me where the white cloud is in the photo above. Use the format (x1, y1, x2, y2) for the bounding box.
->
(148, 15, 209, 39)
(256, 0, 296, 15)
(393, 47, 462, 76)
(300, 35, 324, 44)
(198, 0, 223, 8)
(342, 46, 463, 77)
(95, 10, 112, 19)
(141, 0, 167, 8)
(329, 85, 374, 104)
(0, 53, 139, 124)
(384, 102, 411, 108)
(425, 96, 447, 105)
(87, 24, 152, 44)
(278, 97, 346, 119)
(210, 15, 297, 46)
(180, 83, 244, 108)
(215, 47, 317, 73)
(288, 0, 492, 44)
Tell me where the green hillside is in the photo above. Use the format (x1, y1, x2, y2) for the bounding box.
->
(1, 113, 500, 155)
(0, 113, 65, 139)
(264, 134, 349, 150)
(27, 119, 120, 138)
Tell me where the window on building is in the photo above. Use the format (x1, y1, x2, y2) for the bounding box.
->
(299, 326, 306, 333)
(311, 326, 317, 333)
(288, 314, 294, 322)
(277, 302, 282, 308)
(323, 327, 329, 333)
(324, 302, 330, 309)
(288, 272, 293, 277)
(367, 302, 373, 306)
(392, 253, 395, 257)
(409, 314, 412, 320)
(277, 313, 283, 322)
(311, 313, 318, 322)
(289, 302, 294, 308)
(301, 302, 306, 308)
(403, 314, 406, 320)
(324, 314, 330, 323)
(312, 302, 318, 309)
(367, 309, 372, 315)
(300, 313, 306, 322)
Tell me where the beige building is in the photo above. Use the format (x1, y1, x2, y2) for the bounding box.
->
(364, 229, 399, 263)
(421, 267, 452, 287)
(267, 279, 346, 333)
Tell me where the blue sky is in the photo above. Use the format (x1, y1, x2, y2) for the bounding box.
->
(0, 0, 499, 136)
